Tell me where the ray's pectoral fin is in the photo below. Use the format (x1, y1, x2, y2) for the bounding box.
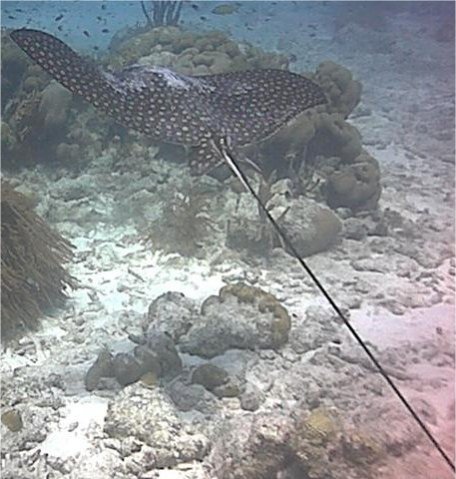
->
(187, 140, 225, 176)
(10, 29, 112, 106)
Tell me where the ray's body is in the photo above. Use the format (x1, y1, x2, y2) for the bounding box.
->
(10, 28, 326, 174)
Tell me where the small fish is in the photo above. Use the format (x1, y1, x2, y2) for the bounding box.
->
(55, 14, 64, 21)
(191, 4, 199, 10)
(309, 32, 316, 38)
(93, 46, 99, 51)
(8, 16, 16, 20)
(96, 16, 103, 21)
(212, 3, 240, 15)
(200, 16, 207, 21)
(83, 30, 90, 37)
(101, 4, 107, 10)
(15, 8, 23, 12)
(57, 25, 63, 31)
(102, 28, 109, 33)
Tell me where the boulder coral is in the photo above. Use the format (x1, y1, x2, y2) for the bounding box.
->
(326, 152, 382, 210)
(253, 60, 381, 211)
(38, 82, 73, 136)
(312, 60, 363, 118)
(227, 178, 342, 257)
(106, 26, 289, 74)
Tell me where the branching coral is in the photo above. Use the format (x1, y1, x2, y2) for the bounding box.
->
(147, 181, 216, 257)
(140, 1, 183, 28)
(1, 181, 76, 340)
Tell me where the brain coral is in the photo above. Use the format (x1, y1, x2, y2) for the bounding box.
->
(173, 282, 292, 358)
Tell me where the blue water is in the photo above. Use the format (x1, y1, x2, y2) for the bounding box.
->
(1, 1, 449, 50)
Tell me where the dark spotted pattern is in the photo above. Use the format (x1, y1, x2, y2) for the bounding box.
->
(10, 28, 326, 175)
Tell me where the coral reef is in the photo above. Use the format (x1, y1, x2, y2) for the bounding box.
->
(105, 26, 288, 73)
(1, 181, 75, 341)
(246, 60, 381, 213)
(4, 25, 379, 215)
(1, 30, 108, 170)
(1, 30, 30, 108)
(313, 60, 363, 119)
(278, 197, 343, 256)
(141, 284, 291, 359)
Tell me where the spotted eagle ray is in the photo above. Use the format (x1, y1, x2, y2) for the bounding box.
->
(8, 30, 456, 470)
(10, 28, 326, 175)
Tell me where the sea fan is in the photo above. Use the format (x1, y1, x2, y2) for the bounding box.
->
(1, 181, 76, 340)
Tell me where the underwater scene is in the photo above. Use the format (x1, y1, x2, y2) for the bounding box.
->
(0, 1, 455, 478)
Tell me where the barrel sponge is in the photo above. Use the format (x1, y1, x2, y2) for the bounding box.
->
(1, 181, 75, 340)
